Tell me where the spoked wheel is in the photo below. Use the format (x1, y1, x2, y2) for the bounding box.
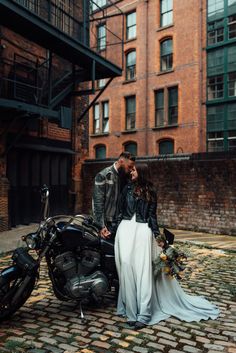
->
(0, 275, 36, 321)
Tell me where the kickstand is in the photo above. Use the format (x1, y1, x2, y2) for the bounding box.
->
(79, 302, 87, 324)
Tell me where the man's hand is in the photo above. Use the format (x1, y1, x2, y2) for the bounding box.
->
(100, 226, 111, 239)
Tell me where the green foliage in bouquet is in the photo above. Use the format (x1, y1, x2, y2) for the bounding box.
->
(153, 244, 187, 281)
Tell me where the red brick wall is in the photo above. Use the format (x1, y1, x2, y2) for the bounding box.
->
(89, 0, 207, 158)
(82, 154, 236, 235)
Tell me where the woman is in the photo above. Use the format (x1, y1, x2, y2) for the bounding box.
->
(115, 163, 219, 330)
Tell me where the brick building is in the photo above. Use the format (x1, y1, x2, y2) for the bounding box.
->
(89, 0, 236, 158)
(0, 0, 122, 230)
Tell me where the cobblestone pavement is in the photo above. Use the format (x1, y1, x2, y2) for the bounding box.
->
(0, 244, 236, 353)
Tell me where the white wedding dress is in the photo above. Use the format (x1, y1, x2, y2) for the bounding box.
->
(115, 215, 220, 325)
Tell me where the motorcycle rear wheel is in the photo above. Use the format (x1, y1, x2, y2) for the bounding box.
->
(0, 275, 36, 321)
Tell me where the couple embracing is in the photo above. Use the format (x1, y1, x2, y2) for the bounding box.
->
(92, 152, 219, 330)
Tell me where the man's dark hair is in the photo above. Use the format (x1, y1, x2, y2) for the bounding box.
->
(119, 151, 136, 162)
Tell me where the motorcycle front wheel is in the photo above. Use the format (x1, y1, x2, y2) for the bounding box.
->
(0, 275, 36, 321)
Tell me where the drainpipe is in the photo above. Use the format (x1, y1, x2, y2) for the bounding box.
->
(145, 0, 149, 156)
(199, 0, 204, 152)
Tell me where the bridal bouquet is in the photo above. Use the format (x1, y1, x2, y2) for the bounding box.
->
(153, 244, 187, 281)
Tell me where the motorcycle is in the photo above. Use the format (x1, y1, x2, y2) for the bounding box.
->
(0, 185, 118, 321)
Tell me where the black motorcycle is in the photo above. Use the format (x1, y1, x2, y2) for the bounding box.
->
(0, 186, 118, 321)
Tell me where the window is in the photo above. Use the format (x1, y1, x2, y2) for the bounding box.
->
(155, 89, 164, 127)
(206, 104, 236, 151)
(207, 48, 224, 76)
(93, 101, 109, 134)
(102, 101, 109, 133)
(168, 87, 178, 125)
(207, 75, 224, 100)
(228, 130, 236, 150)
(126, 12, 136, 40)
(126, 51, 136, 80)
(160, 0, 173, 27)
(97, 24, 106, 51)
(91, 0, 107, 12)
(207, 132, 224, 151)
(207, 0, 224, 21)
(207, 19, 224, 44)
(19, 0, 39, 13)
(95, 145, 106, 159)
(125, 96, 136, 130)
(228, 15, 236, 38)
(97, 79, 106, 89)
(160, 39, 173, 71)
(93, 104, 100, 133)
(124, 142, 137, 155)
(154, 86, 178, 128)
(51, 0, 73, 35)
(228, 72, 236, 96)
(159, 140, 174, 154)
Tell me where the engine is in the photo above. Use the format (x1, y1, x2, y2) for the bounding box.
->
(54, 250, 109, 300)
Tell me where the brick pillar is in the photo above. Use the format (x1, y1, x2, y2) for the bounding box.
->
(0, 158, 9, 231)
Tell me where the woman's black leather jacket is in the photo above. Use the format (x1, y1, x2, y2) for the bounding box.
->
(117, 183, 160, 237)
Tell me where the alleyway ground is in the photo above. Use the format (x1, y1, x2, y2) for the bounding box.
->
(0, 227, 236, 353)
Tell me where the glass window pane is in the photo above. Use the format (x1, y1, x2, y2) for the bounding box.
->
(228, 46, 236, 71)
(126, 12, 136, 40)
(208, 0, 224, 21)
(159, 140, 174, 154)
(207, 49, 224, 75)
(207, 105, 224, 131)
(95, 145, 106, 159)
(124, 143, 137, 155)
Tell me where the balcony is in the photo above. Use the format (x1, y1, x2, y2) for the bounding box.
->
(0, 0, 123, 79)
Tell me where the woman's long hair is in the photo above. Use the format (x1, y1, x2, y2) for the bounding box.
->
(134, 163, 156, 202)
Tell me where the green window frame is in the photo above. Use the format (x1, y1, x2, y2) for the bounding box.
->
(126, 51, 136, 80)
(124, 142, 137, 156)
(155, 89, 164, 127)
(160, 0, 173, 27)
(125, 96, 136, 130)
(159, 139, 174, 154)
(95, 145, 106, 159)
(126, 12, 136, 40)
(102, 101, 109, 133)
(168, 86, 178, 125)
(160, 39, 173, 71)
(93, 103, 100, 134)
(97, 24, 106, 51)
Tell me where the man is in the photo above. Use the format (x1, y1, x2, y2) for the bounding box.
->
(92, 151, 135, 238)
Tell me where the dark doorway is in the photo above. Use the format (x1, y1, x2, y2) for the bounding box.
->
(7, 148, 71, 227)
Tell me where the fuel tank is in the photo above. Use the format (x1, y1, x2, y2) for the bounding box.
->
(57, 222, 100, 250)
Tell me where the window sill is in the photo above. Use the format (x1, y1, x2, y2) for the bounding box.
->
(121, 129, 137, 134)
(123, 79, 137, 84)
(124, 37, 137, 44)
(90, 132, 109, 137)
(157, 69, 174, 76)
(152, 124, 178, 131)
(156, 24, 174, 32)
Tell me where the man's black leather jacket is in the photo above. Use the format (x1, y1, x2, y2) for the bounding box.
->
(117, 183, 160, 237)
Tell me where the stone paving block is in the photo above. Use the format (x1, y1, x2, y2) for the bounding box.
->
(58, 343, 79, 352)
(158, 338, 178, 347)
(156, 331, 177, 341)
(90, 340, 111, 349)
(179, 339, 197, 346)
(182, 345, 202, 353)
(38, 336, 58, 345)
(146, 341, 165, 350)
(132, 346, 149, 353)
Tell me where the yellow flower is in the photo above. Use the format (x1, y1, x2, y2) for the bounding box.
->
(163, 266, 170, 273)
(160, 253, 167, 261)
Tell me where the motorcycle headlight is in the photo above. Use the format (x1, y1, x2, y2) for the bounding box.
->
(24, 233, 41, 250)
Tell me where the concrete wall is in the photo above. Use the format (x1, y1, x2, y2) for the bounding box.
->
(82, 153, 236, 235)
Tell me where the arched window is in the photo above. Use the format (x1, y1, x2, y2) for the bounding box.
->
(160, 38, 173, 71)
(159, 139, 174, 154)
(124, 142, 137, 156)
(126, 50, 136, 80)
(95, 145, 106, 159)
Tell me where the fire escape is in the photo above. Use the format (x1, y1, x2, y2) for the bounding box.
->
(0, 0, 124, 139)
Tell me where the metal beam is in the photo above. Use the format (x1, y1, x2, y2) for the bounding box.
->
(0, 0, 122, 78)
